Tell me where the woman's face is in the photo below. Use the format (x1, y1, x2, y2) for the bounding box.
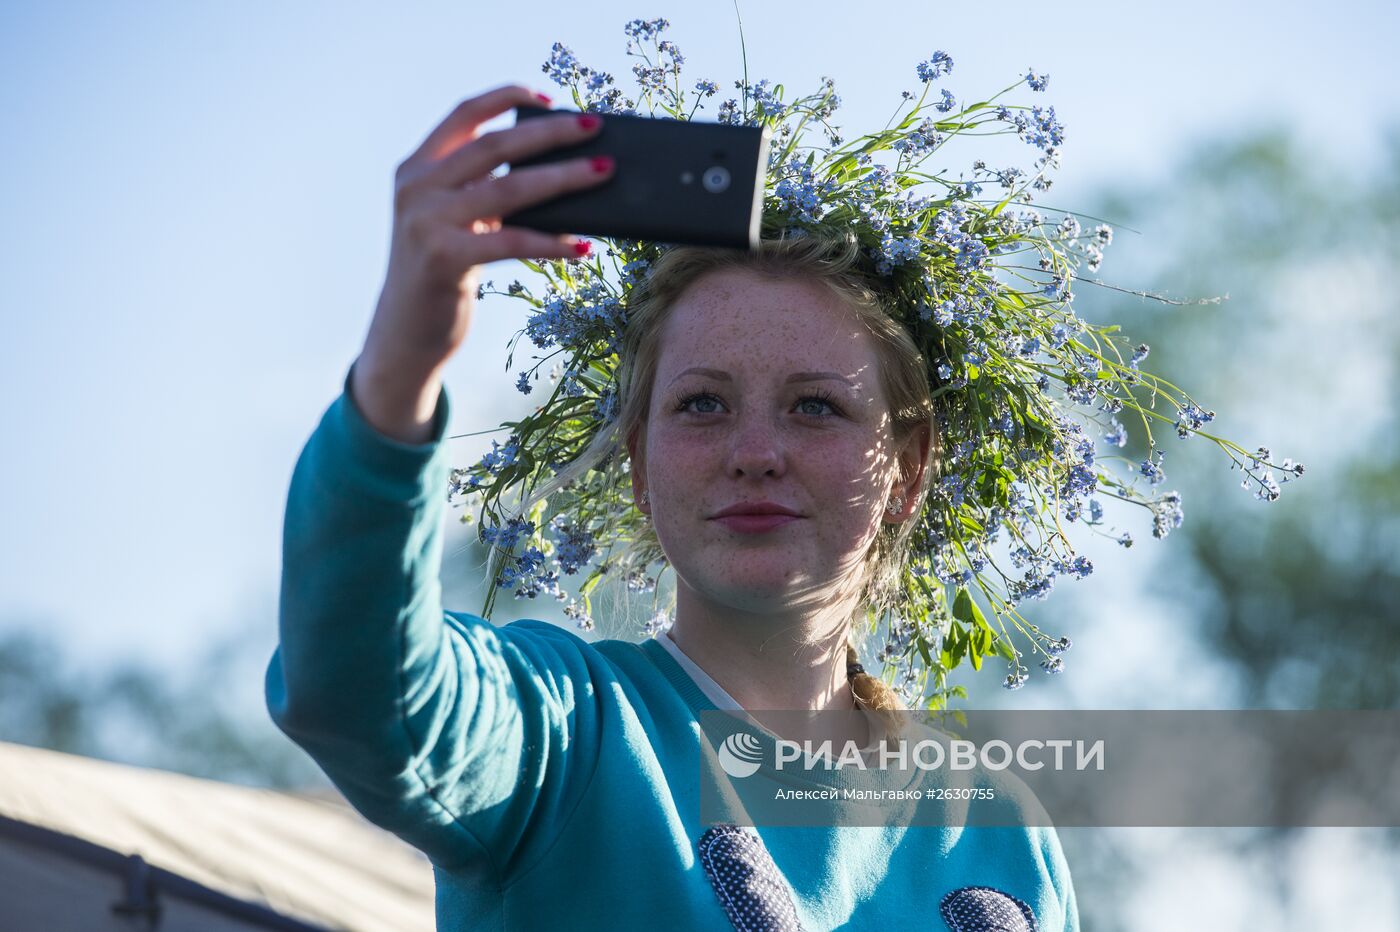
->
(628, 266, 927, 615)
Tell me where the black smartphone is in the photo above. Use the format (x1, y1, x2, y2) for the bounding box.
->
(501, 105, 771, 252)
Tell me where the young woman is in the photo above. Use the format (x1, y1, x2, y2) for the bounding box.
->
(266, 83, 1078, 931)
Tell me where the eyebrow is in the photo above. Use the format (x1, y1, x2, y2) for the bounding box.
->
(667, 367, 856, 388)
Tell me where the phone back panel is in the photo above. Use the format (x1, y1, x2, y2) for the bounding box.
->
(502, 106, 770, 251)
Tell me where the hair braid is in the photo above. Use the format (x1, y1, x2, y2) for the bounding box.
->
(847, 639, 907, 739)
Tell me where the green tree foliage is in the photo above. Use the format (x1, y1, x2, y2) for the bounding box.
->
(1073, 123, 1400, 709)
(0, 617, 328, 790)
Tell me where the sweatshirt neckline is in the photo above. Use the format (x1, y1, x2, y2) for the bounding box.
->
(639, 638, 922, 792)
(640, 636, 720, 714)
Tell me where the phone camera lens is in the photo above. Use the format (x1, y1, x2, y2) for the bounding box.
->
(702, 166, 731, 193)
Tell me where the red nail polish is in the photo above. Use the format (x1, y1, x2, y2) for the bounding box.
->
(591, 155, 614, 173)
(534, 92, 553, 105)
(573, 240, 592, 257)
(577, 114, 601, 130)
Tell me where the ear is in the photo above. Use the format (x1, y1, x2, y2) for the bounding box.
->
(626, 422, 649, 514)
(885, 419, 934, 523)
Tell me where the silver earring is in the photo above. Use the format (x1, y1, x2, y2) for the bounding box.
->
(886, 495, 904, 515)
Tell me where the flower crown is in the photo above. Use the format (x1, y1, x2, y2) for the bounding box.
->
(447, 17, 1305, 709)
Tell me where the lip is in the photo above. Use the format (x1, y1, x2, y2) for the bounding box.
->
(711, 514, 803, 534)
(711, 501, 802, 519)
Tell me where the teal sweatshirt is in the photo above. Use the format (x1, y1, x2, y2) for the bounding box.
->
(265, 365, 1080, 931)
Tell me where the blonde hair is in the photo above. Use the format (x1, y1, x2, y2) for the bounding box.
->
(522, 229, 942, 725)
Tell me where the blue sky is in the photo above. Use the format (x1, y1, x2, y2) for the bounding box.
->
(2, 0, 1396, 678)
(4, 3, 1400, 926)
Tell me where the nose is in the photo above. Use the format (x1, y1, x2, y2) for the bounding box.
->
(724, 416, 786, 479)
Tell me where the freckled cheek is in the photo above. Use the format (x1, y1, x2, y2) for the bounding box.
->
(811, 441, 883, 499)
(817, 452, 889, 549)
(644, 429, 717, 511)
(826, 504, 880, 550)
(647, 428, 719, 470)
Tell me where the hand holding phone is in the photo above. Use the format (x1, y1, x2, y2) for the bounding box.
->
(502, 105, 771, 251)
(352, 85, 616, 443)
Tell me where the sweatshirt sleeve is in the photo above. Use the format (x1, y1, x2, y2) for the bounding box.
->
(264, 363, 601, 881)
(1039, 825, 1080, 931)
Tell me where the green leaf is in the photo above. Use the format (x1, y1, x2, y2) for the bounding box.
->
(952, 588, 986, 628)
(968, 620, 995, 671)
(952, 587, 975, 624)
(958, 514, 984, 534)
(946, 622, 968, 668)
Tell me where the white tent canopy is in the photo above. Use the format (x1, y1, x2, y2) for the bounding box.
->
(0, 741, 434, 931)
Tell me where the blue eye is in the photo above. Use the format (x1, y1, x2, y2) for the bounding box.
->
(675, 391, 723, 414)
(673, 388, 843, 417)
(796, 389, 842, 417)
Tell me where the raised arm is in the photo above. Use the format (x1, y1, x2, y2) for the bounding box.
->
(264, 83, 616, 877)
(265, 360, 602, 877)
